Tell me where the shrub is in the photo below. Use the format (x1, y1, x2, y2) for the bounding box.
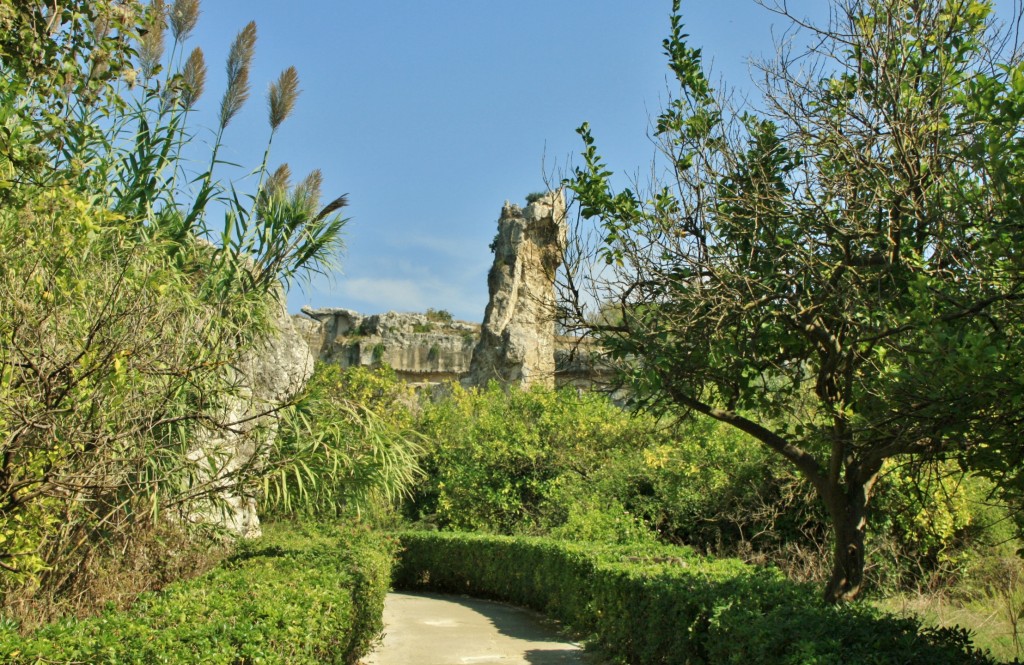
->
(411, 383, 667, 536)
(412, 383, 1017, 594)
(864, 462, 1024, 591)
(263, 364, 423, 521)
(425, 308, 453, 324)
(0, 522, 395, 664)
(394, 531, 1001, 665)
(1, 0, 346, 613)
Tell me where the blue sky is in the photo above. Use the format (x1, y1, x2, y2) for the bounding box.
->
(183, 1, 1020, 321)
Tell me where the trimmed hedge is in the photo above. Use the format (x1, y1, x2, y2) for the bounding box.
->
(394, 531, 1000, 665)
(0, 523, 395, 664)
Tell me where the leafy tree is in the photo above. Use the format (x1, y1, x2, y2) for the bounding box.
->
(565, 0, 1024, 602)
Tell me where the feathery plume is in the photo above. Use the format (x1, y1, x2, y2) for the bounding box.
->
(169, 0, 200, 42)
(268, 66, 300, 130)
(218, 20, 256, 130)
(139, 0, 167, 79)
(294, 169, 323, 214)
(265, 163, 292, 199)
(316, 194, 349, 222)
(181, 47, 206, 109)
(225, 21, 256, 89)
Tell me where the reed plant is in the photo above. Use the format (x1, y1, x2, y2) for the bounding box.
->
(0, 0, 351, 620)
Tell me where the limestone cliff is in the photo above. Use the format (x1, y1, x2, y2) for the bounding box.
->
(296, 305, 619, 397)
(465, 191, 567, 388)
(190, 289, 315, 538)
(299, 307, 478, 388)
(295, 192, 620, 397)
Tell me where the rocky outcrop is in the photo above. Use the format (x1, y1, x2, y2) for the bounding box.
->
(296, 306, 620, 400)
(294, 192, 620, 397)
(299, 307, 479, 388)
(190, 290, 315, 538)
(465, 191, 567, 389)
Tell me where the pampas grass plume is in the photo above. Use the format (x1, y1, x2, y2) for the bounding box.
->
(218, 20, 256, 130)
(181, 47, 206, 109)
(268, 66, 300, 130)
(170, 0, 200, 42)
(139, 0, 167, 78)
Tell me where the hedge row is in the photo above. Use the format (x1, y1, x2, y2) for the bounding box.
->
(0, 523, 395, 665)
(394, 531, 999, 665)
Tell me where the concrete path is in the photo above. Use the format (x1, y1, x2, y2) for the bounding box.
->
(363, 592, 595, 665)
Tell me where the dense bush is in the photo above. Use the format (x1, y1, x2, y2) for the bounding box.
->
(394, 531, 1003, 665)
(412, 383, 1020, 594)
(0, 522, 394, 664)
(411, 382, 668, 540)
(264, 363, 423, 520)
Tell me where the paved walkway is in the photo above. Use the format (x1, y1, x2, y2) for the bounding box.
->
(363, 592, 595, 665)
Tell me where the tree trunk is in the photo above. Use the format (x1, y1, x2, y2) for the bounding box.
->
(823, 481, 871, 604)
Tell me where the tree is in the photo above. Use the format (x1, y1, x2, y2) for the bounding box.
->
(564, 0, 1024, 603)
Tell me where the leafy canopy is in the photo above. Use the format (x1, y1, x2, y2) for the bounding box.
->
(565, 0, 1024, 602)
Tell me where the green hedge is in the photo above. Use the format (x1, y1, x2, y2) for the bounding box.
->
(394, 531, 1000, 665)
(0, 523, 395, 665)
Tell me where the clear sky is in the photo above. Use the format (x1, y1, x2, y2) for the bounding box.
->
(183, 1, 1020, 322)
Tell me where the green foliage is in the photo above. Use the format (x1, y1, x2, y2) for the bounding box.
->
(264, 364, 423, 520)
(0, 184, 271, 581)
(412, 382, 1016, 595)
(425, 308, 453, 324)
(525, 191, 547, 204)
(412, 383, 667, 539)
(394, 531, 1000, 665)
(0, 522, 395, 664)
(565, 0, 1024, 601)
(0, 0, 348, 611)
(548, 497, 657, 546)
(639, 426, 1019, 589)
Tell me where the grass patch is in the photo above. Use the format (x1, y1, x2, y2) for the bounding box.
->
(878, 589, 1023, 663)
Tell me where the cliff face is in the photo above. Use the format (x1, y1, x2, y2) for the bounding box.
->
(295, 308, 617, 396)
(191, 289, 315, 538)
(296, 190, 626, 393)
(466, 191, 567, 389)
(299, 307, 479, 388)
(296, 192, 619, 395)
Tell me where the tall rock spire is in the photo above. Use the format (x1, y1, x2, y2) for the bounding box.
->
(466, 191, 567, 389)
